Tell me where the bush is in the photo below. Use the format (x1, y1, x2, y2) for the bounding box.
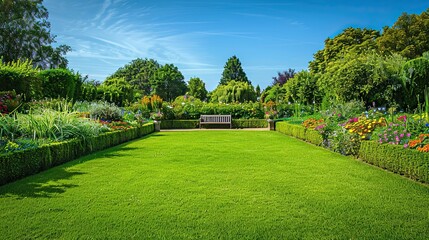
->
(359, 141, 429, 183)
(38, 69, 78, 99)
(88, 101, 122, 121)
(0, 59, 41, 100)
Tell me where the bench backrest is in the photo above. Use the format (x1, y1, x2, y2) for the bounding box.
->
(200, 115, 231, 123)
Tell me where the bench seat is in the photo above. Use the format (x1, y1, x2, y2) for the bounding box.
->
(200, 115, 232, 129)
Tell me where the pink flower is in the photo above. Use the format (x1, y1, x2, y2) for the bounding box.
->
(400, 133, 404, 138)
(404, 144, 409, 148)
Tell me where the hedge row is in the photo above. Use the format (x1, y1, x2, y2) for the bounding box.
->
(160, 119, 268, 129)
(359, 141, 429, 183)
(275, 121, 429, 183)
(275, 122, 322, 146)
(0, 123, 154, 186)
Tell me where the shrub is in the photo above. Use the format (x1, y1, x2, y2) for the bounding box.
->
(88, 101, 122, 121)
(38, 69, 78, 99)
(359, 141, 429, 183)
(0, 59, 41, 99)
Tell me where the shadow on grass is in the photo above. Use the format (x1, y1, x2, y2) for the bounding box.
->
(0, 168, 84, 199)
(0, 135, 155, 199)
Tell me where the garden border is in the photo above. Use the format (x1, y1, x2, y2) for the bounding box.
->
(275, 121, 429, 184)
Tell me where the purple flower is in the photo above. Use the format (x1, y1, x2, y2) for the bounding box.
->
(395, 136, 400, 142)
(406, 133, 411, 137)
(393, 131, 398, 135)
(404, 144, 409, 148)
(400, 133, 404, 138)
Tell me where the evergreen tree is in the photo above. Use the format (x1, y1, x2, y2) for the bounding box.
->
(220, 55, 250, 85)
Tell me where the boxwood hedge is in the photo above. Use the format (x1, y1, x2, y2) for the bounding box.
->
(0, 123, 154, 186)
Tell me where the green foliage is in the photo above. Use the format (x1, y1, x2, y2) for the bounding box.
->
(219, 55, 250, 85)
(260, 84, 285, 103)
(359, 141, 429, 183)
(232, 119, 267, 128)
(160, 120, 199, 129)
(87, 101, 123, 121)
(0, 0, 70, 68)
(284, 70, 321, 105)
(276, 121, 323, 146)
(108, 58, 160, 95)
(317, 52, 405, 106)
(38, 68, 78, 99)
(98, 77, 134, 106)
(210, 80, 256, 103)
(309, 27, 380, 74)
(401, 57, 429, 110)
(188, 77, 208, 100)
(151, 64, 187, 102)
(377, 8, 429, 59)
(164, 99, 264, 120)
(0, 59, 41, 99)
(18, 109, 104, 142)
(0, 123, 154, 185)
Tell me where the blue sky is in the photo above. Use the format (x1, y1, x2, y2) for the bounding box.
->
(44, 0, 428, 91)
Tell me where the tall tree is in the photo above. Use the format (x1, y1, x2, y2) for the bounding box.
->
(377, 8, 429, 59)
(150, 64, 187, 102)
(0, 0, 70, 68)
(210, 80, 256, 103)
(309, 27, 380, 74)
(220, 55, 250, 85)
(272, 69, 295, 86)
(188, 77, 208, 100)
(108, 58, 160, 95)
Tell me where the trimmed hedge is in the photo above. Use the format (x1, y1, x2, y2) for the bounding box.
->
(0, 123, 154, 186)
(276, 122, 322, 146)
(276, 121, 429, 184)
(161, 120, 199, 129)
(160, 119, 268, 129)
(233, 119, 267, 128)
(359, 141, 429, 183)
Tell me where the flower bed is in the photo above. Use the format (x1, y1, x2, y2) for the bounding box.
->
(275, 121, 429, 183)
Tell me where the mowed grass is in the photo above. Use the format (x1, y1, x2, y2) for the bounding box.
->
(0, 131, 428, 239)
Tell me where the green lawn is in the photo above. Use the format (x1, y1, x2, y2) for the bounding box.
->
(1, 131, 428, 239)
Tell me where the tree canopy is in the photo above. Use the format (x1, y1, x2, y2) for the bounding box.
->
(377, 8, 429, 59)
(272, 69, 295, 86)
(150, 64, 187, 102)
(188, 77, 208, 101)
(220, 55, 250, 85)
(108, 58, 160, 95)
(309, 27, 380, 74)
(0, 0, 70, 68)
(210, 80, 256, 103)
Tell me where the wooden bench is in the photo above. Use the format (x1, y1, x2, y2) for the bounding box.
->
(200, 115, 232, 129)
